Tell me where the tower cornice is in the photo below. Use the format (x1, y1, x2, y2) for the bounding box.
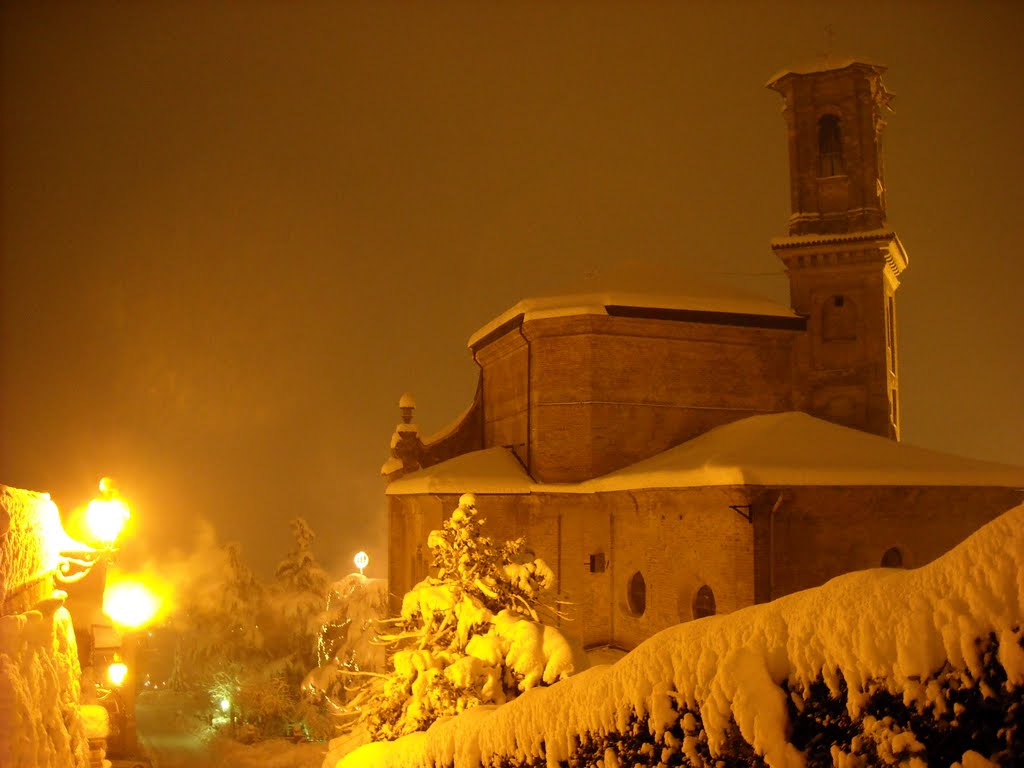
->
(771, 230, 908, 289)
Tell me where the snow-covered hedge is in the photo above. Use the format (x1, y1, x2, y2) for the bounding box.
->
(0, 604, 89, 768)
(338, 503, 1024, 768)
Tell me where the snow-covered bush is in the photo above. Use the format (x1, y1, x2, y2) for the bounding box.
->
(338, 503, 1024, 768)
(234, 673, 297, 739)
(0, 605, 90, 768)
(355, 493, 587, 740)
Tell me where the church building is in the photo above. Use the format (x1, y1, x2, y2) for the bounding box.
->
(381, 60, 1024, 650)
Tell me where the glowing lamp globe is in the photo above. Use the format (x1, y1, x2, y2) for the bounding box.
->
(104, 580, 160, 629)
(220, 698, 231, 712)
(354, 551, 369, 575)
(107, 660, 128, 687)
(86, 483, 130, 546)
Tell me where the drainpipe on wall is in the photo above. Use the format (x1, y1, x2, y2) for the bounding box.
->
(612, 491, 641, 647)
(769, 491, 785, 601)
(517, 321, 531, 475)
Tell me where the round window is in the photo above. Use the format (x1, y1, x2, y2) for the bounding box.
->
(626, 571, 646, 617)
(693, 584, 716, 619)
(881, 547, 904, 568)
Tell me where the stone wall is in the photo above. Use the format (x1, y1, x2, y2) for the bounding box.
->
(1, 486, 60, 616)
(0, 484, 89, 768)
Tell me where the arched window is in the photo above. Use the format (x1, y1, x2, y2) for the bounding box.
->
(881, 547, 904, 568)
(818, 114, 844, 176)
(693, 584, 716, 619)
(626, 571, 646, 616)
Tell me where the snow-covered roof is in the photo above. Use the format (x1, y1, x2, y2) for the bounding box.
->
(468, 265, 799, 349)
(385, 447, 533, 496)
(765, 57, 885, 87)
(469, 290, 797, 349)
(575, 412, 1024, 490)
(387, 413, 1024, 495)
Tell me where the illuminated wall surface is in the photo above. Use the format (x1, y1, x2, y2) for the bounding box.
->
(0, 485, 92, 768)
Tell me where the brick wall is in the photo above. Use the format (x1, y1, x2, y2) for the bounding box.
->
(476, 330, 529, 465)
(764, 485, 1024, 598)
(606, 487, 756, 649)
(476, 313, 798, 483)
(387, 494, 447, 615)
(388, 483, 1024, 652)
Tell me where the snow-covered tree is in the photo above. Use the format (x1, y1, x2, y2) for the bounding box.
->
(304, 573, 389, 706)
(169, 540, 267, 689)
(162, 519, 341, 741)
(265, 517, 333, 688)
(355, 493, 587, 740)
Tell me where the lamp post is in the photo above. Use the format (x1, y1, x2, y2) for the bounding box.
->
(354, 551, 369, 576)
(103, 578, 161, 758)
(56, 477, 130, 585)
(55, 478, 146, 760)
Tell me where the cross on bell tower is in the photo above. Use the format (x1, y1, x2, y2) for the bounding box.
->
(767, 59, 908, 440)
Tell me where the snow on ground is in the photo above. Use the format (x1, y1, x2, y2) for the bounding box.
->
(338, 503, 1024, 768)
(135, 689, 328, 768)
(209, 735, 327, 768)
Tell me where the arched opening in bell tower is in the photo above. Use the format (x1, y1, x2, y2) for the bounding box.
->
(817, 114, 844, 177)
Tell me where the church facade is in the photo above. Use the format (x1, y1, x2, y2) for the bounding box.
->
(381, 61, 1024, 650)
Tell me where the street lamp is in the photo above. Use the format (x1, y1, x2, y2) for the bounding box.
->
(56, 477, 130, 584)
(354, 551, 369, 576)
(107, 657, 128, 687)
(103, 576, 163, 759)
(85, 477, 130, 548)
(103, 580, 161, 629)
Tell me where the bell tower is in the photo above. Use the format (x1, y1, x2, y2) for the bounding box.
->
(768, 60, 907, 440)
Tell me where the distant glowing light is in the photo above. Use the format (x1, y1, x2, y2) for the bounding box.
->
(354, 551, 369, 575)
(104, 579, 161, 628)
(108, 660, 128, 687)
(220, 698, 231, 712)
